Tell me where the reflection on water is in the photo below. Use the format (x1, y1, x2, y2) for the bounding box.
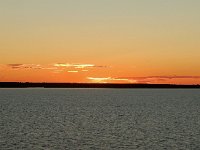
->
(0, 89, 200, 149)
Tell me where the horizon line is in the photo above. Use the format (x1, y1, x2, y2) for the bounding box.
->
(0, 82, 200, 88)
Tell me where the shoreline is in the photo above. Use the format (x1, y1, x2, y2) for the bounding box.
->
(0, 82, 200, 88)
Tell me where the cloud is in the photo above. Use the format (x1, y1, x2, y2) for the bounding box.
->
(7, 64, 23, 67)
(87, 77, 135, 83)
(6, 64, 64, 71)
(74, 64, 95, 69)
(87, 75, 200, 83)
(7, 64, 24, 69)
(115, 76, 200, 83)
(54, 63, 94, 68)
(7, 64, 43, 70)
(87, 77, 112, 82)
(67, 70, 79, 73)
(53, 63, 108, 74)
(54, 63, 107, 69)
(118, 76, 200, 80)
(4, 63, 107, 73)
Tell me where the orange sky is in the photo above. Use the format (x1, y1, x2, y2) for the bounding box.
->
(0, 1, 200, 84)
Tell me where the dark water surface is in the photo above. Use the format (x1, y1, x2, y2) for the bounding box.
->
(0, 89, 200, 149)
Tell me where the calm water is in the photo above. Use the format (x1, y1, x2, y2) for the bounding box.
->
(0, 89, 200, 150)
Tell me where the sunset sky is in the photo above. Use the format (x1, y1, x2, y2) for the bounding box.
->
(0, 0, 200, 84)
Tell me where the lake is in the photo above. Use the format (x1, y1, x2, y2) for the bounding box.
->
(0, 89, 200, 149)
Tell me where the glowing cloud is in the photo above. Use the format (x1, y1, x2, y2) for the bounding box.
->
(74, 64, 95, 69)
(3, 63, 107, 75)
(87, 77, 136, 83)
(118, 76, 200, 80)
(54, 63, 107, 69)
(87, 75, 200, 83)
(67, 70, 79, 73)
(87, 77, 112, 83)
(54, 63, 95, 68)
(115, 76, 200, 83)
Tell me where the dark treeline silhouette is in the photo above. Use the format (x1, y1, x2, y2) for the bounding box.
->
(0, 82, 200, 88)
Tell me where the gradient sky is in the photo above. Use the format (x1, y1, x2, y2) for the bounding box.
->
(0, 0, 200, 84)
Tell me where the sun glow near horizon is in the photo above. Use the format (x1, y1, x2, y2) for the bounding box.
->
(0, 63, 200, 84)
